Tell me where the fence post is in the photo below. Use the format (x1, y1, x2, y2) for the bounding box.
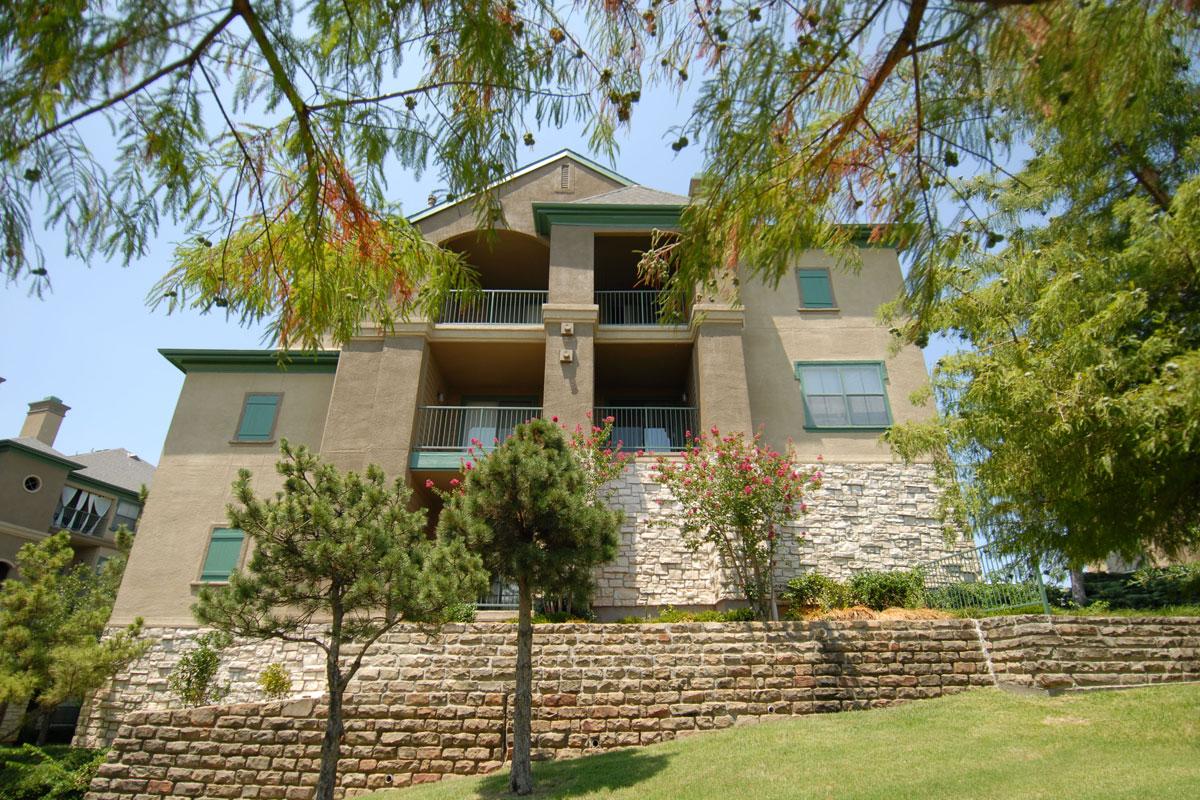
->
(1035, 555, 1052, 615)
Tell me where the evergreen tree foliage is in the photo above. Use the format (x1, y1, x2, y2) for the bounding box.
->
(193, 440, 487, 800)
(0, 530, 145, 743)
(436, 418, 621, 795)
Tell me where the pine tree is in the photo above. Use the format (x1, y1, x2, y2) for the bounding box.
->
(193, 440, 488, 800)
(0, 530, 145, 743)
(436, 419, 621, 795)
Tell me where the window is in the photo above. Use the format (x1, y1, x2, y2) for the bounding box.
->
(795, 268, 836, 309)
(53, 486, 113, 535)
(235, 393, 281, 441)
(795, 362, 892, 429)
(110, 499, 142, 532)
(23, 475, 41, 493)
(200, 528, 245, 582)
(558, 163, 571, 192)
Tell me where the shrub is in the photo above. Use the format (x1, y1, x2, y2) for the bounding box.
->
(924, 581, 1040, 611)
(781, 573, 850, 611)
(1081, 564, 1200, 609)
(167, 631, 232, 707)
(444, 602, 477, 623)
(848, 570, 925, 610)
(257, 663, 292, 700)
(614, 606, 757, 623)
(0, 744, 106, 800)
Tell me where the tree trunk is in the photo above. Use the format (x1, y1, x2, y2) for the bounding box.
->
(35, 709, 50, 745)
(1070, 568, 1088, 606)
(509, 579, 534, 795)
(315, 624, 344, 800)
(315, 670, 344, 800)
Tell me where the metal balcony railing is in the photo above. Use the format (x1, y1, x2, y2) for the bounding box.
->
(593, 406, 698, 452)
(595, 290, 675, 325)
(436, 289, 547, 325)
(414, 405, 543, 452)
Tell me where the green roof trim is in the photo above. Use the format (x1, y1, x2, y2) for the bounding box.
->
(532, 203, 685, 236)
(0, 440, 83, 471)
(67, 473, 142, 503)
(160, 349, 340, 374)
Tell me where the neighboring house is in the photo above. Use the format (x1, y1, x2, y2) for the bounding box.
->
(0, 397, 155, 579)
(109, 149, 974, 627)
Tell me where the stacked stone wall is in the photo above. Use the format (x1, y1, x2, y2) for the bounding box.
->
(595, 461, 977, 610)
(83, 617, 1200, 800)
(980, 615, 1200, 690)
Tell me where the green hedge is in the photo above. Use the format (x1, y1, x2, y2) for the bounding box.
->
(782, 569, 925, 612)
(1081, 564, 1200, 609)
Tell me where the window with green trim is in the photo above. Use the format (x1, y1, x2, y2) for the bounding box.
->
(235, 393, 280, 441)
(795, 268, 836, 309)
(795, 362, 891, 429)
(200, 528, 244, 582)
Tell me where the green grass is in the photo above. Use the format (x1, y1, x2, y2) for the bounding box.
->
(364, 684, 1200, 800)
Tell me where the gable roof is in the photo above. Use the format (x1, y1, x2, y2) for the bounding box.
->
(407, 149, 634, 223)
(570, 185, 689, 206)
(69, 449, 155, 495)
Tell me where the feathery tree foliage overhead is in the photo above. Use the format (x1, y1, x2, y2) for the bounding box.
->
(6, 1, 1195, 349)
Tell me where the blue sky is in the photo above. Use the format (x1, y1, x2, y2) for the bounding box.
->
(0, 79, 949, 465)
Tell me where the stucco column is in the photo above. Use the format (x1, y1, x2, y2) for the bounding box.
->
(542, 305, 598, 432)
(692, 303, 753, 436)
(320, 327, 429, 478)
(547, 224, 593, 304)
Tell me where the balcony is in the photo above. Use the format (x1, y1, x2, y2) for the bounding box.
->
(436, 289, 548, 325)
(596, 290, 670, 326)
(593, 406, 698, 453)
(411, 404, 543, 470)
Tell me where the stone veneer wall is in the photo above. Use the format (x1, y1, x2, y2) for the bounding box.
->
(594, 461, 977, 611)
(83, 617, 1200, 800)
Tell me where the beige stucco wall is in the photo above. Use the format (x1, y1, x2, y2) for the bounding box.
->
(111, 370, 335, 627)
(0, 449, 69, 532)
(741, 248, 933, 462)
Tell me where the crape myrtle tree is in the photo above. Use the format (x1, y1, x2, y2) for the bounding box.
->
(650, 428, 821, 621)
(0, 530, 146, 743)
(6, 0, 1198, 556)
(434, 418, 623, 795)
(193, 440, 488, 800)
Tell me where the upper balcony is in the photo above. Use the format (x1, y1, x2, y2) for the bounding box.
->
(435, 230, 549, 329)
(594, 233, 688, 331)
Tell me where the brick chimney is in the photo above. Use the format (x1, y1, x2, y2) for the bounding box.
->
(20, 396, 69, 447)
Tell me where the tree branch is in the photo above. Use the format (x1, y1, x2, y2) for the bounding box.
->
(3, 8, 239, 160)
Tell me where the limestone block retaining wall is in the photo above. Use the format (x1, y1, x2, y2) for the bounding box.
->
(594, 461, 978, 612)
(980, 616, 1200, 690)
(83, 617, 1200, 800)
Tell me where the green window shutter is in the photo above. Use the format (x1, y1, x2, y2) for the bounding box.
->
(200, 528, 244, 582)
(796, 268, 835, 308)
(237, 394, 279, 441)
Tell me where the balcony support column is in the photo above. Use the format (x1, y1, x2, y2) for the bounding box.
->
(319, 328, 430, 478)
(542, 304, 598, 433)
(691, 303, 754, 437)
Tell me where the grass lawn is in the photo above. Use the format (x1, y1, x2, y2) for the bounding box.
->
(364, 684, 1200, 800)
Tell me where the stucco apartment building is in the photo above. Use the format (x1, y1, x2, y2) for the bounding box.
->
(0, 397, 154, 580)
(110, 150, 970, 628)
